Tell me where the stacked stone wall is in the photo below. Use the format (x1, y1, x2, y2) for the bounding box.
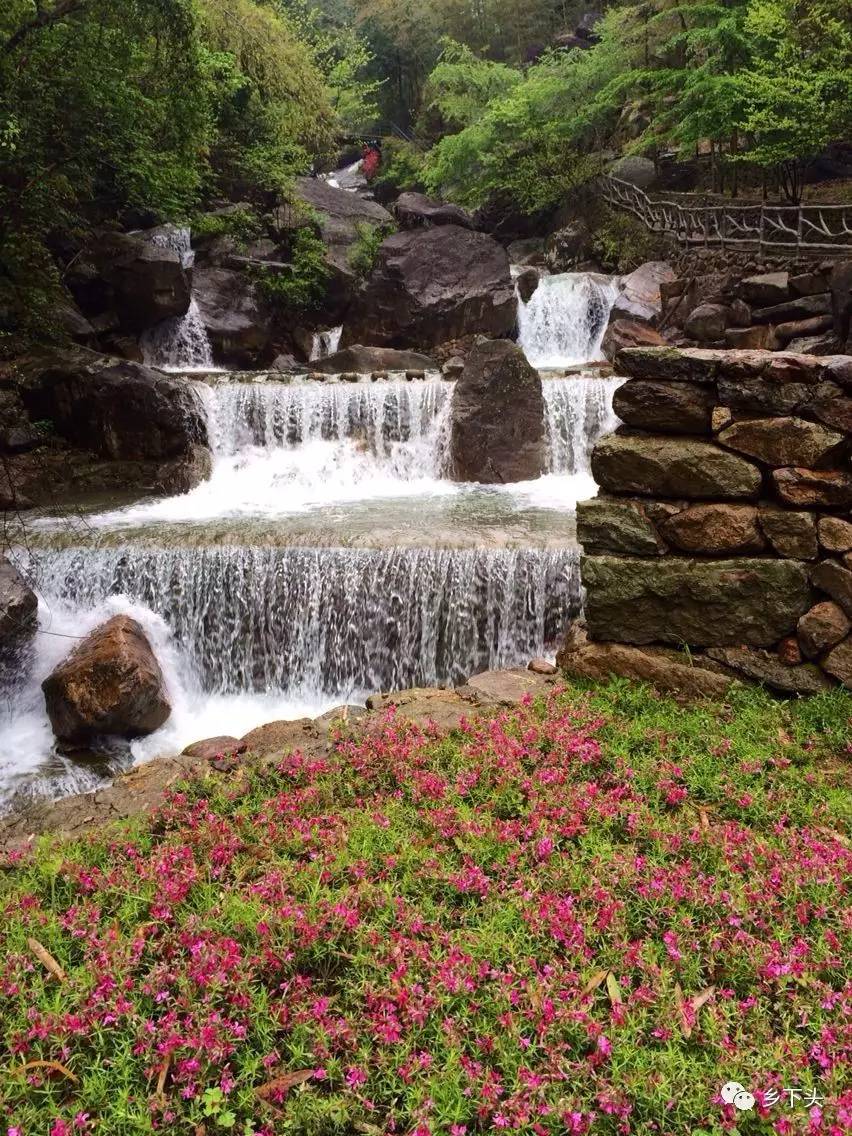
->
(562, 346, 852, 696)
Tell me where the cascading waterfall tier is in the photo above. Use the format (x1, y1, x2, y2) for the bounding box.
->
(517, 272, 618, 368)
(33, 546, 581, 696)
(310, 326, 343, 360)
(209, 378, 453, 472)
(543, 377, 623, 474)
(141, 298, 214, 372)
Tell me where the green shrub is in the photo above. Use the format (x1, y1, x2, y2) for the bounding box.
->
(255, 224, 329, 312)
(347, 221, 395, 279)
(589, 207, 664, 273)
(191, 206, 262, 244)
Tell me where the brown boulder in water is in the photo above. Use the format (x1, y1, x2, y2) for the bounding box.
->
(450, 339, 545, 483)
(42, 615, 171, 745)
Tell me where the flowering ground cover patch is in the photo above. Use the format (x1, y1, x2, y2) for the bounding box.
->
(1, 680, 851, 1136)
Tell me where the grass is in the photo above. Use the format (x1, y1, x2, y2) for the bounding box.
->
(1, 680, 850, 1136)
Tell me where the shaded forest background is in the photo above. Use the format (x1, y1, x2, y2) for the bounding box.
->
(1, 0, 850, 344)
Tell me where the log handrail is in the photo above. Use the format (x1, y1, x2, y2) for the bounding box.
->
(601, 176, 852, 252)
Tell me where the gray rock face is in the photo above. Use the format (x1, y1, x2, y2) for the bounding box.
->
(609, 156, 658, 190)
(94, 233, 191, 334)
(29, 356, 207, 461)
(717, 416, 847, 468)
(612, 380, 714, 434)
(42, 615, 171, 745)
(611, 262, 676, 324)
(0, 556, 38, 673)
(344, 226, 516, 349)
(705, 647, 834, 694)
(576, 497, 666, 555)
(739, 272, 790, 306)
(684, 303, 730, 343)
(759, 509, 818, 560)
(617, 347, 827, 384)
(395, 192, 473, 229)
(311, 345, 438, 375)
(515, 267, 540, 304)
(592, 434, 762, 499)
(450, 339, 545, 484)
(582, 556, 813, 647)
(193, 267, 270, 366)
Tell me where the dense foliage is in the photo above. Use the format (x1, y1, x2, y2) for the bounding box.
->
(2, 681, 851, 1134)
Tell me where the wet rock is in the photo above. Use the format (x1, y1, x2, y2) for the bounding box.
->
(241, 718, 321, 756)
(466, 667, 557, 704)
(739, 272, 789, 306)
(611, 379, 714, 434)
(506, 238, 546, 266)
(822, 636, 852, 688)
(450, 339, 545, 483)
(752, 293, 832, 325)
(718, 377, 809, 417)
(617, 346, 826, 384)
(442, 356, 465, 378)
(577, 497, 666, 555)
(154, 444, 213, 494)
(818, 515, 852, 554)
(659, 503, 764, 555)
(515, 267, 540, 304)
(582, 556, 812, 647)
(556, 621, 732, 699)
(26, 355, 208, 461)
(684, 303, 730, 343)
(344, 226, 516, 350)
(544, 222, 591, 272)
(193, 267, 269, 366)
(758, 509, 817, 560)
(311, 345, 438, 375)
(0, 556, 38, 672)
(42, 615, 171, 744)
(313, 704, 369, 734)
(797, 601, 850, 659)
(395, 192, 473, 230)
(811, 560, 852, 618)
(705, 647, 833, 694)
(89, 232, 191, 334)
(591, 434, 762, 500)
(601, 319, 667, 361)
(611, 261, 676, 324)
(528, 658, 558, 675)
(772, 468, 852, 510)
(182, 736, 248, 761)
(717, 416, 847, 469)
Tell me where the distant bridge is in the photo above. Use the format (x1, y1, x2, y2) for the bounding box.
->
(601, 175, 852, 253)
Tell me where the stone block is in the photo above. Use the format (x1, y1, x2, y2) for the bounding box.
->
(592, 434, 762, 500)
(803, 395, 852, 435)
(772, 468, 852, 510)
(684, 303, 730, 343)
(818, 515, 852, 554)
(611, 380, 715, 434)
(717, 377, 810, 417)
(725, 326, 773, 350)
(705, 647, 833, 693)
(582, 556, 812, 647)
(616, 347, 826, 385)
(717, 417, 846, 469)
(759, 508, 818, 560)
(659, 503, 764, 555)
(822, 636, 852, 688)
(752, 294, 832, 326)
(797, 601, 850, 659)
(789, 271, 830, 298)
(576, 497, 665, 556)
(811, 559, 852, 618)
(739, 272, 789, 306)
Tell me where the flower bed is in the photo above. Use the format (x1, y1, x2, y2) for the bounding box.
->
(2, 682, 851, 1135)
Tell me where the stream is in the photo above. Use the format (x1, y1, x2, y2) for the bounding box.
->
(1, 271, 621, 811)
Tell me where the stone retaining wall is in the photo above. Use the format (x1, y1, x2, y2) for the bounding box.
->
(561, 347, 852, 696)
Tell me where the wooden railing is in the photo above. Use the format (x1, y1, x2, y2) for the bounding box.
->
(601, 176, 852, 253)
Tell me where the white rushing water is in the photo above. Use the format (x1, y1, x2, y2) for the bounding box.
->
(310, 326, 343, 360)
(517, 272, 618, 368)
(140, 298, 215, 372)
(4, 271, 624, 810)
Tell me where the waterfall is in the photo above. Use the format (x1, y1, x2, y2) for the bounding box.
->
(310, 326, 343, 360)
(517, 272, 618, 368)
(140, 298, 214, 372)
(543, 377, 623, 474)
(145, 224, 194, 268)
(31, 546, 580, 699)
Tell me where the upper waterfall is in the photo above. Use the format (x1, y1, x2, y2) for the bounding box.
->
(517, 272, 617, 368)
(141, 298, 214, 372)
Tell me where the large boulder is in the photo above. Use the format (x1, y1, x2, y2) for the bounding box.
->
(71, 232, 192, 335)
(0, 556, 38, 674)
(591, 434, 762, 499)
(42, 615, 171, 745)
(193, 268, 270, 365)
(24, 354, 208, 461)
(394, 192, 473, 230)
(684, 303, 731, 344)
(582, 556, 813, 647)
(343, 226, 516, 350)
(450, 339, 545, 483)
(609, 156, 658, 190)
(294, 177, 394, 320)
(610, 262, 676, 324)
(310, 345, 438, 375)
